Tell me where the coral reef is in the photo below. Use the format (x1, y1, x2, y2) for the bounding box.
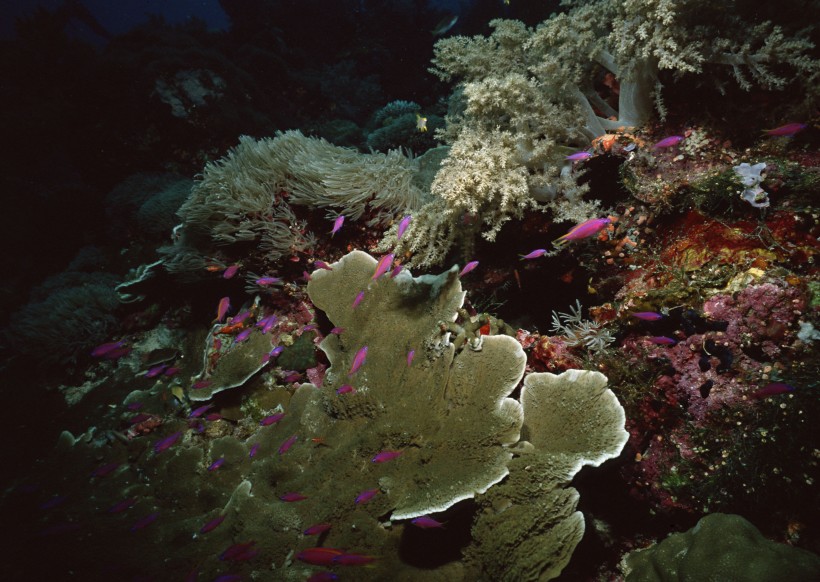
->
(623, 513, 820, 581)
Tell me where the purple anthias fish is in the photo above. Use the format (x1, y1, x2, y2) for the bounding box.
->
(200, 514, 226, 534)
(372, 253, 395, 279)
(205, 413, 222, 422)
(520, 249, 548, 260)
(220, 541, 258, 562)
(314, 260, 333, 271)
(130, 511, 159, 532)
(213, 575, 243, 582)
(128, 413, 152, 425)
(145, 364, 168, 378)
(336, 384, 355, 395)
(249, 443, 260, 458)
(632, 311, 663, 321)
(126, 401, 143, 411)
(411, 515, 445, 529)
(278, 434, 298, 455)
(303, 522, 332, 536)
(763, 123, 806, 137)
(348, 346, 368, 376)
(648, 336, 677, 345)
(216, 297, 231, 323)
(330, 215, 345, 236)
(260, 412, 285, 426)
(352, 290, 365, 308)
(566, 151, 592, 161)
(163, 366, 180, 376)
(280, 492, 308, 502)
(91, 462, 120, 478)
(372, 450, 402, 463)
(192, 379, 212, 390)
(555, 217, 611, 245)
(189, 404, 213, 418)
(91, 340, 127, 358)
(234, 329, 252, 344)
(397, 214, 412, 240)
(407, 349, 415, 367)
(390, 264, 402, 278)
(154, 431, 183, 454)
(107, 497, 137, 514)
(330, 327, 345, 335)
(652, 135, 684, 148)
(355, 488, 379, 504)
(232, 310, 253, 324)
(262, 346, 284, 363)
(752, 382, 796, 399)
(459, 261, 479, 277)
(223, 264, 240, 279)
(255, 276, 281, 286)
(207, 458, 225, 472)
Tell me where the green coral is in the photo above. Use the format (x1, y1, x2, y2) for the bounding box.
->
(467, 369, 629, 581)
(623, 513, 820, 581)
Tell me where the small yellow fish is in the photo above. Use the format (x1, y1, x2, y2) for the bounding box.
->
(416, 113, 428, 132)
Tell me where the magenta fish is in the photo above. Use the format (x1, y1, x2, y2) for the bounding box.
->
(763, 123, 806, 137)
(260, 412, 285, 426)
(652, 135, 684, 148)
(372, 253, 395, 279)
(352, 290, 365, 308)
(297, 547, 344, 566)
(397, 214, 412, 239)
(128, 413, 152, 425)
(752, 382, 796, 399)
(411, 515, 445, 529)
(280, 492, 308, 502)
(330, 215, 345, 236)
(333, 553, 377, 566)
(107, 497, 137, 514)
(566, 151, 592, 161)
(163, 366, 180, 376)
(216, 297, 231, 323)
(554, 217, 611, 245)
(234, 328, 252, 343)
(205, 413, 222, 422)
(330, 326, 345, 335)
(199, 514, 226, 534)
(314, 260, 333, 271)
(232, 310, 252, 324)
(91, 462, 120, 478)
(632, 312, 663, 321)
(220, 541, 258, 562)
(255, 276, 281, 286)
(303, 522, 332, 536)
(336, 384, 356, 395)
(192, 379, 212, 390)
(390, 264, 402, 278)
(355, 488, 379, 504)
(407, 349, 415, 367)
(302, 324, 317, 333)
(278, 434, 298, 455)
(223, 264, 240, 279)
(348, 346, 368, 376)
(154, 431, 183, 454)
(130, 511, 159, 532)
(262, 346, 284, 363)
(103, 345, 131, 360)
(459, 261, 479, 277)
(145, 364, 167, 378)
(249, 443, 260, 458)
(372, 450, 402, 463)
(648, 336, 677, 345)
(207, 458, 225, 472)
(91, 340, 126, 358)
(189, 404, 213, 418)
(126, 401, 143, 411)
(520, 248, 548, 259)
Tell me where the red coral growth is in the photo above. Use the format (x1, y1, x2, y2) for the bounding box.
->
(530, 335, 582, 373)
